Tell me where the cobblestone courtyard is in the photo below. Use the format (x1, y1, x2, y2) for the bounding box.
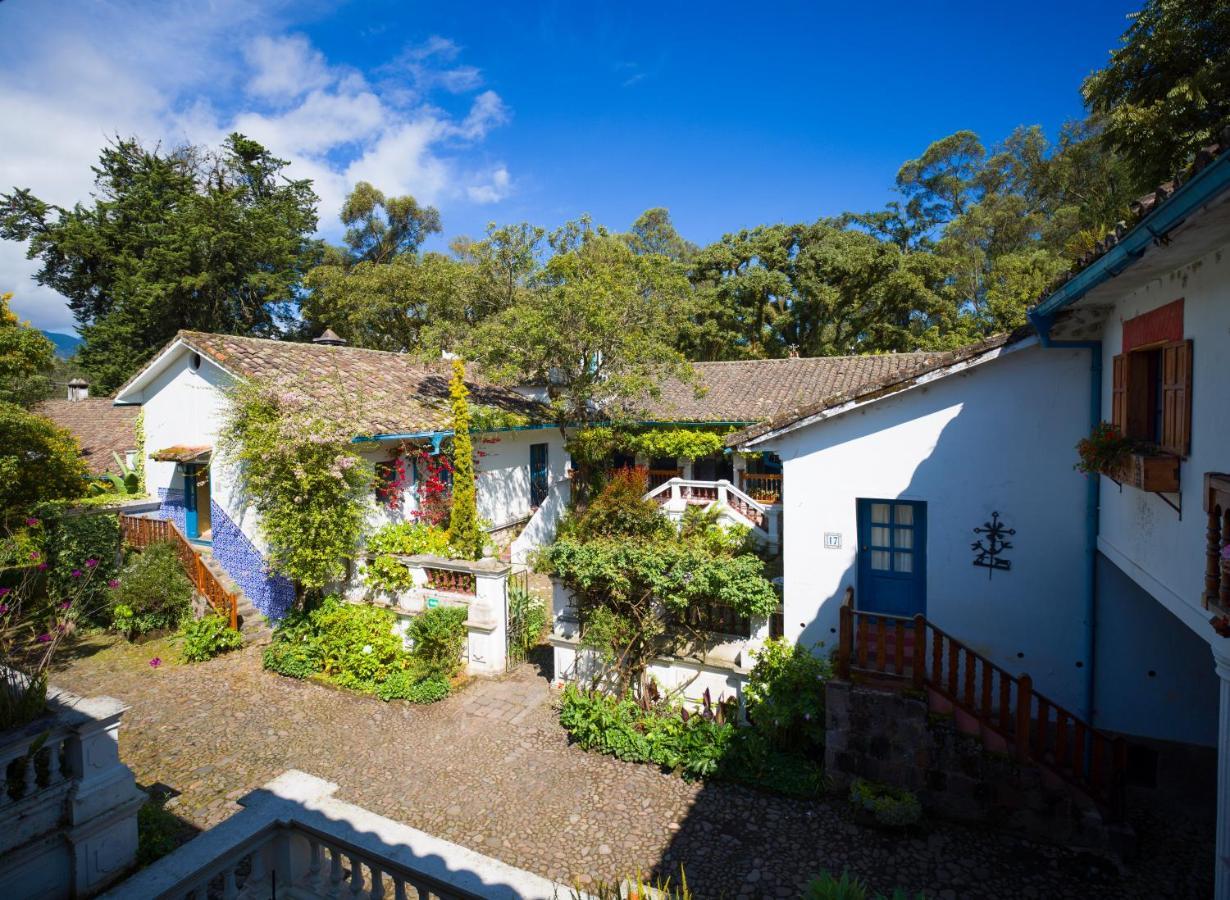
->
(55, 637, 1211, 899)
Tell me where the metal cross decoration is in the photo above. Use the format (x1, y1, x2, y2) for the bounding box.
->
(972, 511, 1015, 579)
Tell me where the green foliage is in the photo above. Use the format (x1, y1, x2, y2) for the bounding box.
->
(137, 797, 182, 867)
(363, 522, 455, 592)
(0, 402, 87, 516)
(466, 220, 695, 427)
(622, 427, 728, 461)
(558, 685, 825, 795)
(0, 293, 55, 406)
(1076, 421, 1134, 476)
(0, 135, 319, 393)
(507, 584, 547, 661)
(376, 670, 450, 703)
(404, 605, 469, 679)
(803, 871, 925, 900)
(849, 778, 923, 829)
(745, 638, 831, 755)
(177, 614, 245, 662)
(447, 360, 483, 560)
(221, 376, 371, 590)
(1082, 0, 1230, 195)
(114, 542, 193, 637)
(261, 596, 465, 704)
(45, 511, 120, 621)
(467, 403, 531, 432)
(558, 467, 672, 543)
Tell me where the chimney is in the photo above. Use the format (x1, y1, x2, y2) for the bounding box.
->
(67, 378, 89, 401)
(312, 328, 347, 347)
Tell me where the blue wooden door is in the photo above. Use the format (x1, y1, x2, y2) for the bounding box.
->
(856, 499, 926, 616)
(183, 464, 199, 539)
(530, 443, 549, 508)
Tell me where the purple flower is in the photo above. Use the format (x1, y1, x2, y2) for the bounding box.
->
(149, 657, 162, 669)
(71, 569, 82, 579)
(25, 518, 39, 527)
(85, 558, 99, 569)
(28, 551, 39, 561)
(107, 579, 120, 590)
(36, 633, 51, 643)
(0, 604, 8, 616)
(37, 562, 48, 571)
(0, 587, 9, 597)
(59, 601, 71, 610)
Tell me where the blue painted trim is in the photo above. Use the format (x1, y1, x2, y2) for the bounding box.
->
(1031, 150, 1230, 319)
(1033, 321, 1102, 724)
(349, 419, 753, 446)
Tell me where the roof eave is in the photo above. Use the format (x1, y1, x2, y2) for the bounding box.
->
(1030, 150, 1230, 324)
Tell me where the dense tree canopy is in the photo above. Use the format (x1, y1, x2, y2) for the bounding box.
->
(0, 135, 319, 392)
(0, 293, 55, 406)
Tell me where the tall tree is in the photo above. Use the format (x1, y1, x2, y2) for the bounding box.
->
(0, 135, 319, 392)
(339, 181, 442, 264)
(623, 208, 697, 261)
(466, 219, 693, 426)
(0, 293, 56, 406)
(1083, 0, 1230, 193)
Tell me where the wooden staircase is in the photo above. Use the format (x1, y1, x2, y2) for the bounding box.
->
(120, 515, 271, 644)
(836, 589, 1127, 818)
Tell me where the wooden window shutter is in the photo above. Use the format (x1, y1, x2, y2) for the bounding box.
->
(1160, 340, 1192, 456)
(1111, 354, 1127, 431)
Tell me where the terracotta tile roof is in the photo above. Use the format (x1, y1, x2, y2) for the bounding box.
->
(174, 331, 544, 436)
(34, 398, 139, 476)
(636, 351, 960, 424)
(730, 331, 1026, 445)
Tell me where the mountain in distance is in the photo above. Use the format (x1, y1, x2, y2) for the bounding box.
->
(42, 331, 82, 359)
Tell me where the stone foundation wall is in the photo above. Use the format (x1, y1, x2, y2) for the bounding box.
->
(824, 680, 1134, 856)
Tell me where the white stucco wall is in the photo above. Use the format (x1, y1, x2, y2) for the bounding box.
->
(1093, 241, 1230, 640)
(755, 343, 1094, 714)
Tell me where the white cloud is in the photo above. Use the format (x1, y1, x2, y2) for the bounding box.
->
(244, 34, 334, 102)
(0, 3, 514, 333)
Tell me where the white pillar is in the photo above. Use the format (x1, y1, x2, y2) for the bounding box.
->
(1215, 645, 1230, 900)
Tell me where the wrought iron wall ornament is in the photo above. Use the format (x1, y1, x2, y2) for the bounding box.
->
(972, 511, 1015, 578)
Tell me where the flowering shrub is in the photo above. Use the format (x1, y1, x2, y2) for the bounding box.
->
(0, 528, 114, 728)
(177, 613, 245, 662)
(1075, 421, 1134, 476)
(362, 522, 456, 592)
(44, 511, 120, 625)
(221, 377, 372, 591)
(410, 448, 453, 527)
(113, 543, 193, 638)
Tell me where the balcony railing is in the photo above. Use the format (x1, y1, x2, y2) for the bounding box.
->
(644, 478, 770, 531)
(738, 471, 782, 504)
(106, 770, 569, 900)
(120, 515, 238, 629)
(646, 467, 683, 491)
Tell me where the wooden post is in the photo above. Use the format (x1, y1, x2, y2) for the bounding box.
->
(912, 614, 926, 689)
(837, 602, 852, 680)
(1015, 674, 1033, 762)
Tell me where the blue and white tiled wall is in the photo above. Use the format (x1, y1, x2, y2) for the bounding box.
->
(155, 487, 187, 532)
(209, 501, 295, 622)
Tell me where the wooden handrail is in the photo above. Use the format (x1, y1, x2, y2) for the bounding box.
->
(836, 591, 1126, 817)
(120, 515, 239, 630)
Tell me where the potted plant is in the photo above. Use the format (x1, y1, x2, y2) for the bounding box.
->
(1075, 422, 1133, 479)
(1075, 422, 1179, 492)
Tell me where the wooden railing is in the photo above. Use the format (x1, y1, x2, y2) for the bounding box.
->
(120, 515, 238, 630)
(836, 590, 1126, 817)
(739, 471, 782, 504)
(646, 468, 683, 491)
(1203, 472, 1230, 614)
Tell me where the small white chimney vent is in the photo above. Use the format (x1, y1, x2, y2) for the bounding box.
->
(312, 328, 347, 347)
(67, 378, 89, 401)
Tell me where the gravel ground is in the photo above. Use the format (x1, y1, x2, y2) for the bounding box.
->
(53, 635, 1213, 899)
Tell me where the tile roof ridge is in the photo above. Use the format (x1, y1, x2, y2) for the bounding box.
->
(690, 349, 948, 366)
(178, 329, 454, 367)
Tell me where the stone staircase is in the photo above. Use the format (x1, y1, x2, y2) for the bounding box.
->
(194, 546, 273, 644)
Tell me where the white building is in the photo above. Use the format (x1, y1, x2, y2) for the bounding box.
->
(112, 330, 570, 622)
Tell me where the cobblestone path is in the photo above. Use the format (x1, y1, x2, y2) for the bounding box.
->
(55, 637, 1211, 899)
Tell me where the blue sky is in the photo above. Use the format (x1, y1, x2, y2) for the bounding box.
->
(0, 0, 1139, 333)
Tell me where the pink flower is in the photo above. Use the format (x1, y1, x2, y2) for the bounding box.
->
(0, 605, 8, 616)
(36, 633, 51, 643)
(71, 569, 82, 579)
(25, 518, 39, 527)
(59, 601, 71, 610)
(85, 558, 99, 569)
(28, 551, 39, 560)
(0, 587, 9, 597)
(107, 579, 120, 589)
(36, 563, 48, 572)
(149, 657, 162, 668)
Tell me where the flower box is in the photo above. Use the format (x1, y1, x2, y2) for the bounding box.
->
(1117, 452, 1180, 493)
